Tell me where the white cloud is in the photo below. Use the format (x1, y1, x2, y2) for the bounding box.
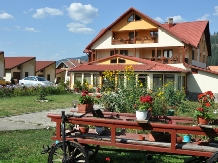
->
(23, 8, 33, 14)
(167, 15, 186, 23)
(32, 7, 63, 19)
(67, 3, 98, 24)
(0, 13, 14, 19)
(154, 17, 164, 23)
(67, 23, 95, 34)
(25, 27, 40, 32)
(214, 6, 218, 16)
(197, 14, 210, 21)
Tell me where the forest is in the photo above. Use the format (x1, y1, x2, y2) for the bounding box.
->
(207, 32, 218, 66)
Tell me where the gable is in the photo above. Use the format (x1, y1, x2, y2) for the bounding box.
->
(98, 56, 139, 65)
(113, 11, 158, 31)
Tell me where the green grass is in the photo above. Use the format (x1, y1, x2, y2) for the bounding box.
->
(0, 94, 80, 117)
(0, 129, 192, 163)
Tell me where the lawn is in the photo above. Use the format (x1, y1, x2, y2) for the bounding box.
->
(0, 94, 80, 117)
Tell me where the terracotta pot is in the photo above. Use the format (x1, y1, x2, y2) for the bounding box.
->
(77, 104, 93, 114)
(79, 126, 89, 134)
(197, 117, 209, 125)
(176, 136, 183, 143)
(138, 135, 145, 141)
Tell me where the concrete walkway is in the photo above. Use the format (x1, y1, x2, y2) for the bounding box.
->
(0, 107, 77, 131)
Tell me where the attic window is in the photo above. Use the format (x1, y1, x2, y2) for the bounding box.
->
(118, 58, 125, 63)
(110, 58, 117, 63)
(127, 14, 141, 22)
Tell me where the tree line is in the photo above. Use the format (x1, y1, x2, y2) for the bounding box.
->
(207, 32, 218, 66)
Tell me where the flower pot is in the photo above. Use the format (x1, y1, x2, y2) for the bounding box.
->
(136, 110, 148, 120)
(197, 117, 209, 125)
(77, 104, 93, 114)
(176, 136, 183, 143)
(79, 126, 89, 134)
(183, 135, 191, 142)
(138, 135, 145, 141)
(166, 109, 175, 116)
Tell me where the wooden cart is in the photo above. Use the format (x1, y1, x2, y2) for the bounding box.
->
(44, 110, 218, 163)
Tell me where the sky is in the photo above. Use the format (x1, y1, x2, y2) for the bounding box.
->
(0, 0, 218, 61)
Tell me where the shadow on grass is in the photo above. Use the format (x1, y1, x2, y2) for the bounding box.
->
(90, 147, 190, 163)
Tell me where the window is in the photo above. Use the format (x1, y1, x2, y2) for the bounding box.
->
(25, 72, 28, 77)
(153, 74, 163, 91)
(152, 50, 161, 58)
(118, 58, 125, 63)
(47, 74, 50, 81)
(110, 50, 118, 56)
(163, 50, 173, 58)
(164, 74, 174, 84)
(84, 73, 91, 84)
(138, 74, 147, 86)
(127, 15, 134, 22)
(150, 31, 158, 37)
(110, 58, 117, 63)
(192, 50, 195, 60)
(127, 14, 141, 22)
(129, 32, 136, 39)
(120, 50, 128, 56)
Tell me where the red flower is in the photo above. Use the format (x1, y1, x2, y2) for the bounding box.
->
(198, 108, 203, 112)
(140, 95, 153, 104)
(96, 95, 101, 98)
(82, 93, 86, 96)
(205, 103, 210, 107)
(105, 157, 110, 161)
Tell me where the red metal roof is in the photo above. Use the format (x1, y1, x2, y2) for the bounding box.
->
(36, 61, 56, 72)
(5, 57, 35, 69)
(70, 54, 189, 73)
(162, 21, 209, 48)
(184, 63, 218, 75)
(84, 7, 211, 55)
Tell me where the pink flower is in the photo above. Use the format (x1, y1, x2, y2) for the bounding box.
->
(105, 157, 110, 161)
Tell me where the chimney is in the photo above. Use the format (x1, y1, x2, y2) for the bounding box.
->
(77, 59, 81, 63)
(168, 18, 173, 28)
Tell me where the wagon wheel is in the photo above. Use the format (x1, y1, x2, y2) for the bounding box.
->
(83, 144, 100, 160)
(48, 141, 89, 163)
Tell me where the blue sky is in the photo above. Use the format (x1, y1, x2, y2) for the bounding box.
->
(0, 0, 218, 61)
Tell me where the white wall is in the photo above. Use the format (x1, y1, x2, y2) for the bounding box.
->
(44, 64, 56, 82)
(187, 71, 218, 94)
(21, 60, 35, 79)
(5, 70, 12, 81)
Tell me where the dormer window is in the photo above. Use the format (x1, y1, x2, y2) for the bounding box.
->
(127, 14, 141, 22)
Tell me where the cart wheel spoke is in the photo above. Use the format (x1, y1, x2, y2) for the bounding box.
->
(83, 144, 100, 160)
(48, 141, 89, 163)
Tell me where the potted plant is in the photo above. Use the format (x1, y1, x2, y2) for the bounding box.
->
(134, 94, 153, 120)
(78, 124, 90, 134)
(194, 91, 215, 125)
(74, 79, 82, 93)
(78, 90, 95, 114)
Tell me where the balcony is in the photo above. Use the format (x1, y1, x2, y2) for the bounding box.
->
(148, 57, 181, 64)
(112, 36, 158, 45)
